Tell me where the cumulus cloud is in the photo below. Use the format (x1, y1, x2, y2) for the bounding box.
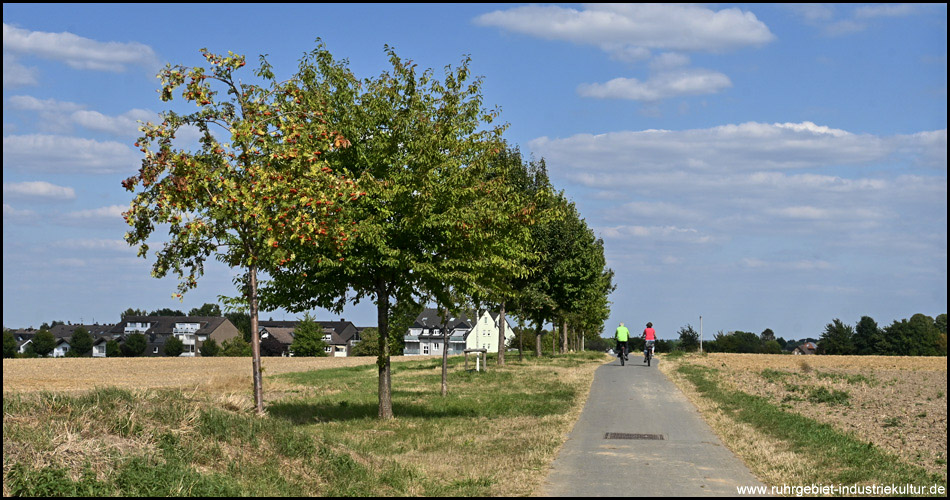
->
(578, 68, 732, 101)
(3, 22, 160, 72)
(3, 181, 76, 200)
(65, 205, 127, 220)
(3, 134, 140, 174)
(8, 95, 156, 137)
(474, 4, 775, 54)
(2, 55, 39, 88)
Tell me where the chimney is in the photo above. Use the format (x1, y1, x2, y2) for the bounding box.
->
(340, 318, 345, 322)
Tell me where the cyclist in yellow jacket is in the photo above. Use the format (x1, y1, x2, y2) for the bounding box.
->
(615, 322, 630, 361)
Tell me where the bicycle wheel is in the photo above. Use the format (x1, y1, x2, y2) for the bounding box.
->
(620, 348, 625, 366)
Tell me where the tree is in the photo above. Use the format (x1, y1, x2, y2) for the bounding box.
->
(199, 338, 220, 357)
(762, 340, 782, 354)
(188, 303, 222, 317)
(120, 308, 147, 320)
(69, 326, 93, 357)
(853, 316, 881, 355)
(221, 336, 252, 356)
(260, 42, 510, 419)
(678, 324, 700, 352)
(32, 330, 56, 357)
(123, 47, 363, 414)
(350, 327, 380, 356)
(149, 308, 185, 317)
(289, 313, 328, 356)
(121, 333, 147, 357)
(3, 330, 17, 358)
(164, 336, 185, 356)
(818, 319, 855, 355)
(760, 328, 775, 343)
(106, 340, 121, 357)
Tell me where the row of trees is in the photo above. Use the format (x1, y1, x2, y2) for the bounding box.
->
(670, 312, 947, 356)
(124, 41, 614, 416)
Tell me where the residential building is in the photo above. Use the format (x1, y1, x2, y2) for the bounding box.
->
(259, 319, 361, 357)
(792, 342, 817, 355)
(109, 316, 241, 356)
(404, 308, 515, 356)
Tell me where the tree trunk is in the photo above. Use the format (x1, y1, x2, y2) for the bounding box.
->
(562, 318, 568, 353)
(249, 264, 264, 415)
(535, 321, 542, 357)
(517, 313, 524, 362)
(497, 301, 506, 366)
(376, 278, 393, 419)
(440, 307, 449, 397)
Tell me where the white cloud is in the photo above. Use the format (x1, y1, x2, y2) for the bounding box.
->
(598, 224, 714, 244)
(2, 55, 39, 88)
(8, 95, 156, 137)
(3, 181, 76, 200)
(742, 258, 833, 271)
(3, 134, 140, 174)
(65, 205, 127, 220)
(474, 4, 775, 54)
(528, 122, 923, 182)
(54, 239, 132, 252)
(3, 203, 38, 220)
(3, 22, 160, 72)
(578, 68, 732, 101)
(854, 4, 918, 19)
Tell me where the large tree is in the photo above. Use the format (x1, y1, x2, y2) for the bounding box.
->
(260, 42, 511, 419)
(818, 319, 855, 355)
(124, 47, 362, 414)
(289, 313, 329, 356)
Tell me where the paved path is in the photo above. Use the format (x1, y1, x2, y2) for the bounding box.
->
(541, 355, 766, 497)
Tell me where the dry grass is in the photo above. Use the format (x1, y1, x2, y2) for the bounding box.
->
(2, 356, 423, 395)
(660, 353, 948, 484)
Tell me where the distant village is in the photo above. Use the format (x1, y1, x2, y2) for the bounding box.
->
(3, 307, 516, 359)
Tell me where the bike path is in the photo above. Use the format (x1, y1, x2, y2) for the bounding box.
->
(540, 356, 767, 497)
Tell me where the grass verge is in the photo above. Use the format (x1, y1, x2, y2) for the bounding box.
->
(3, 351, 607, 496)
(662, 357, 946, 492)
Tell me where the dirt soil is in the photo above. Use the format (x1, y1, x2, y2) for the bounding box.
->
(677, 353, 947, 480)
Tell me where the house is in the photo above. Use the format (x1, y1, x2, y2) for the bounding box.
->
(403, 308, 516, 356)
(48, 324, 116, 357)
(259, 319, 361, 357)
(52, 338, 71, 358)
(10, 329, 36, 355)
(260, 326, 295, 357)
(110, 316, 242, 356)
(792, 342, 817, 355)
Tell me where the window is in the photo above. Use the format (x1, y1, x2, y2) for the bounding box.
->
(423, 344, 429, 355)
(153, 347, 159, 354)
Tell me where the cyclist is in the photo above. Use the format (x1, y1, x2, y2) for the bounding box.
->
(615, 322, 630, 361)
(643, 322, 656, 363)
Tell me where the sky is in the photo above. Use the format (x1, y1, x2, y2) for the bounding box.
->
(3, 3, 947, 341)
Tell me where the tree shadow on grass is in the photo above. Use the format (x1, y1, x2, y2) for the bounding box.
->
(266, 399, 487, 424)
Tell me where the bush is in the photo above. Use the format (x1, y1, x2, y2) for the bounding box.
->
(221, 336, 252, 357)
(121, 333, 147, 357)
(164, 336, 184, 357)
(106, 340, 121, 357)
(199, 338, 220, 357)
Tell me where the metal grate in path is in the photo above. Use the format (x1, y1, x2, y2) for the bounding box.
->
(604, 432, 664, 440)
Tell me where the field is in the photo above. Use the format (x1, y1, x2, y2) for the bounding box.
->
(659, 353, 948, 488)
(2, 353, 606, 496)
(1, 355, 405, 395)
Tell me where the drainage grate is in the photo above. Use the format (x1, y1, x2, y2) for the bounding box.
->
(604, 432, 664, 440)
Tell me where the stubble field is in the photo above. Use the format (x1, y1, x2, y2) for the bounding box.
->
(2, 356, 418, 396)
(660, 353, 947, 484)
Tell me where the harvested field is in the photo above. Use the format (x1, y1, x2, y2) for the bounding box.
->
(2, 356, 428, 395)
(662, 353, 947, 481)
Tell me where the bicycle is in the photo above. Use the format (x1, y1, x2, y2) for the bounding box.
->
(617, 341, 628, 366)
(644, 340, 654, 367)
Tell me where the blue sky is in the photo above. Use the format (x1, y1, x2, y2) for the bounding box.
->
(3, 3, 946, 341)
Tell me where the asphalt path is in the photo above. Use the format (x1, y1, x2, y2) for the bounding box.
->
(540, 354, 767, 497)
